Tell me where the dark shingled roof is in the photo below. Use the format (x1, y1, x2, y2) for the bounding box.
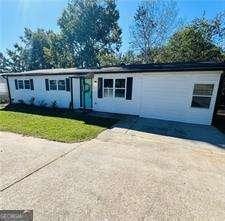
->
(1, 62, 225, 77)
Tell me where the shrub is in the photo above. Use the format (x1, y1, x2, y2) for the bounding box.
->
(29, 97, 35, 106)
(51, 100, 57, 109)
(18, 99, 24, 104)
(39, 100, 47, 107)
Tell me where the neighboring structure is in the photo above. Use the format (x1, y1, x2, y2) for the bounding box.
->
(2, 62, 225, 125)
(0, 76, 8, 103)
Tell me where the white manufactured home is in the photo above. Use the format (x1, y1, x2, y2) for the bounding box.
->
(2, 62, 225, 125)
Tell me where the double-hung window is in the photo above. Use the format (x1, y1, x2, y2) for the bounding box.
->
(24, 80, 31, 89)
(15, 79, 34, 90)
(49, 80, 57, 90)
(58, 80, 66, 90)
(115, 79, 126, 98)
(191, 84, 214, 109)
(103, 78, 126, 98)
(104, 79, 113, 97)
(45, 79, 69, 91)
(98, 77, 133, 100)
(18, 80, 24, 89)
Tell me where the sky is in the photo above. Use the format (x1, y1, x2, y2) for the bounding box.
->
(0, 0, 225, 54)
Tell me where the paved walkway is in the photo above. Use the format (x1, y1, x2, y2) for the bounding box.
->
(1, 118, 225, 220)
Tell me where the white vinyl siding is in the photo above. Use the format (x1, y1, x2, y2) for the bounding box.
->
(7, 70, 222, 125)
(93, 71, 221, 125)
(93, 74, 141, 115)
(8, 75, 75, 109)
(139, 73, 220, 125)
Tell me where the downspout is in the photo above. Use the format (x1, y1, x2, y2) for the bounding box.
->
(2, 75, 11, 105)
(212, 70, 225, 125)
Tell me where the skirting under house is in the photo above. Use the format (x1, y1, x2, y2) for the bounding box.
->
(2, 62, 225, 125)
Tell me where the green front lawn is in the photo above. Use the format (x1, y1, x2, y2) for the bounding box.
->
(0, 104, 118, 142)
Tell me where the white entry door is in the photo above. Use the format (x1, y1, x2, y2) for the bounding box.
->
(72, 78, 80, 109)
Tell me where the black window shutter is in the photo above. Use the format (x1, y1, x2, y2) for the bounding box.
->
(126, 77, 133, 100)
(45, 79, 49, 91)
(30, 79, 34, 90)
(98, 78, 103, 98)
(15, 79, 18, 90)
(66, 78, 70, 91)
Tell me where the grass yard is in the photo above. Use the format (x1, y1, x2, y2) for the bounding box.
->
(0, 104, 118, 142)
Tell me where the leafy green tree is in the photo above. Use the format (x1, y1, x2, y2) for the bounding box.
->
(162, 27, 224, 62)
(98, 52, 121, 66)
(191, 12, 225, 50)
(98, 50, 139, 66)
(3, 0, 121, 71)
(152, 13, 225, 63)
(0, 52, 10, 73)
(58, 0, 122, 68)
(43, 33, 75, 68)
(4, 28, 75, 72)
(20, 28, 53, 70)
(5, 28, 53, 71)
(130, 0, 181, 63)
(6, 43, 29, 72)
(121, 51, 140, 64)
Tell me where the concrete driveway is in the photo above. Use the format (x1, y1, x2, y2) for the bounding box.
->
(1, 117, 225, 220)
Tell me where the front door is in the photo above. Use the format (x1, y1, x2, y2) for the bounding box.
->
(80, 78, 92, 109)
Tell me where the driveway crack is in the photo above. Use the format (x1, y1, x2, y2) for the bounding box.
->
(0, 144, 82, 192)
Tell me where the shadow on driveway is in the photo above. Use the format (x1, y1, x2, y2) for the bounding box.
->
(113, 117, 225, 150)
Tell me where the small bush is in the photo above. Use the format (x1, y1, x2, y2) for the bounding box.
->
(29, 97, 35, 106)
(18, 99, 24, 104)
(39, 100, 47, 107)
(51, 100, 57, 109)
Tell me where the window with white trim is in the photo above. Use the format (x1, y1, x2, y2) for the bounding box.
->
(18, 80, 24, 89)
(49, 80, 57, 90)
(104, 79, 113, 97)
(58, 80, 66, 90)
(115, 79, 126, 98)
(24, 80, 31, 89)
(191, 84, 214, 108)
(15, 79, 34, 90)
